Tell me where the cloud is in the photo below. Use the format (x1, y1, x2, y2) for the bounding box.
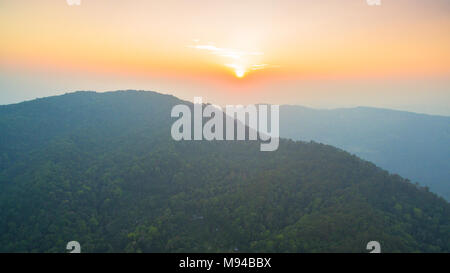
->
(188, 40, 278, 76)
(251, 64, 281, 70)
(189, 44, 263, 60)
(66, 0, 81, 6)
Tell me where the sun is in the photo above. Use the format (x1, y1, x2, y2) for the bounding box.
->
(226, 63, 247, 78)
(235, 68, 245, 78)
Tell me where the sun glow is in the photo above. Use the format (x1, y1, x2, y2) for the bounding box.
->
(235, 68, 245, 78)
(189, 41, 276, 79)
(226, 64, 247, 78)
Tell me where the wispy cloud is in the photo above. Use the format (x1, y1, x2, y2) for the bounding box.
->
(189, 44, 263, 60)
(188, 40, 278, 77)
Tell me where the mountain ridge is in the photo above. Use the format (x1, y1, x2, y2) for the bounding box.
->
(0, 90, 448, 253)
(278, 104, 450, 200)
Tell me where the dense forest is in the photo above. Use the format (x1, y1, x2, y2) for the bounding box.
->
(279, 105, 450, 200)
(0, 90, 449, 252)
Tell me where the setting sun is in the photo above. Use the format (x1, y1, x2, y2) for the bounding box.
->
(235, 68, 245, 78)
(0, 0, 449, 115)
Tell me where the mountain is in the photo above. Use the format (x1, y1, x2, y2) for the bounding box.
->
(279, 105, 450, 200)
(0, 90, 449, 253)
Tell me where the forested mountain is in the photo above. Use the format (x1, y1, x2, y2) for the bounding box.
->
(0, 90, 449, 253)
(279, 105, 450, 200)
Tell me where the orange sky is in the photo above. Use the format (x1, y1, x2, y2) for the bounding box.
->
(1, 0, 449, 115)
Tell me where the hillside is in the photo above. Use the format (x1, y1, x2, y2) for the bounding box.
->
(279, 105, 450, 200)
(0, 90, 449, 253)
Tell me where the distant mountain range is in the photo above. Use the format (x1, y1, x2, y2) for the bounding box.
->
(279, 105, 450, 200)
(0, 90, 448, 253)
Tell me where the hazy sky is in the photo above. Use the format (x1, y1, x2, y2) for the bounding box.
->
(1, 0, 449, 115)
